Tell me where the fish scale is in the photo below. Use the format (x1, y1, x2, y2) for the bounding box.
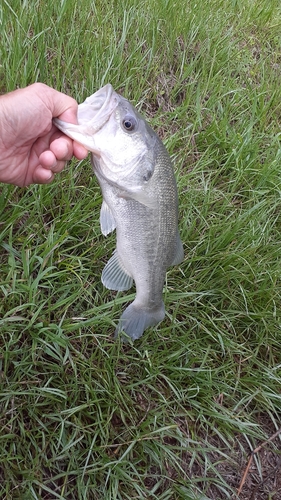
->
(54, 84, 184, 341)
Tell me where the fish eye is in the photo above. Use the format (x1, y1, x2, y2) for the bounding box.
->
(122, 115, 137, 132)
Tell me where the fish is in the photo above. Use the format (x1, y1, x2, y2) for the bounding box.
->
(54, 84, 184, 341)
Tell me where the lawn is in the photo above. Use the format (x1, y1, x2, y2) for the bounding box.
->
(1, 0, 281, 499)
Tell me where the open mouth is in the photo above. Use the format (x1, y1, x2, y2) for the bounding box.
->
(53, 84, 118, 152)
(77, 83, 117, 130)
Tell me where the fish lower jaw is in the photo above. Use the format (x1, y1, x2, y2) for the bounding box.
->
(115, 300, 165, 341)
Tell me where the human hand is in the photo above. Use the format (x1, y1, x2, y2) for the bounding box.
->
(0, 83, 88, 187)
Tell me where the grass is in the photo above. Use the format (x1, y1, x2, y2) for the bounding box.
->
(1, 0, 281, 498)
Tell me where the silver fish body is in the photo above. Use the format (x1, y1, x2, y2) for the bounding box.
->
(54, 84, 183, 340)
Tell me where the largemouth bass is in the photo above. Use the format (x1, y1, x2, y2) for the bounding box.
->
(54, 84, 184, 340)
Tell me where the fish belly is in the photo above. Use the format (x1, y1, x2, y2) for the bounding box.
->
(114, 214, 169, 340)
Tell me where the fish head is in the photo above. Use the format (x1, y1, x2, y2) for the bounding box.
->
(91, 91, 158, 190)
(54, 84, 158, 191)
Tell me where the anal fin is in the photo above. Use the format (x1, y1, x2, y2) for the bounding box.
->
(102, 250, 133, 291)
(171, 232, 184, 266)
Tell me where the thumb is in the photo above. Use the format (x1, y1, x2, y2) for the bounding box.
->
(34, 83, 80, 125)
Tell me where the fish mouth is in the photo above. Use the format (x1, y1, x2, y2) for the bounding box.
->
(53, 83, 118, 153)
(77, 83, 117, 130)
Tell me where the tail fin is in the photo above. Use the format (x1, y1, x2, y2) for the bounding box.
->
(115, 301, 165, 341)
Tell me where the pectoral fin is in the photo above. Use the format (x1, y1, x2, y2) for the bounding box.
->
(100, 200, 116, 235)
(119, 189, 157, 209)
(102, 250, 133, 291)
